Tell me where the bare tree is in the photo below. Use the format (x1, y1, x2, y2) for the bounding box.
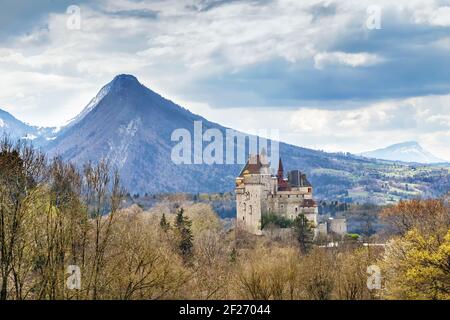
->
(0, 137, 46, 300)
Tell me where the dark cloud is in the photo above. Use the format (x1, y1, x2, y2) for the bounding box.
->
(178, 42, 450, 108)
(103, 9, 159, 19)
(309, 1, 337, 21)
(188, 0, 272, 12)
(175, 5, 450, 109)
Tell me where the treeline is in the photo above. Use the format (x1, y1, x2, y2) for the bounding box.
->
(0, 137, 449, 300)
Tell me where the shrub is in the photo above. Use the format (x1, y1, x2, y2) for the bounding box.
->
(261, 213, 293, 229)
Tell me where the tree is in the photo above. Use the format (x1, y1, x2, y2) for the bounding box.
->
(379, 199, 450, 300)
(106, 207, 188, 300)
(0, 138, 45, 300)
(174, 208, 193, 261)
(380, 199, 449, 238)
(82, 160, 124, 299)
(381, 228, 450, 300)
(299, 248, 335, 300)
(159, 213, 170, 232)
(293, 214, 314, 254)
(335, 248, 375, 300)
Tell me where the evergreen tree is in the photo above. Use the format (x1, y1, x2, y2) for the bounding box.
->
(293, 214, 314, 254)
(159, 213, 170, 232)
(175, 208, 193, 261)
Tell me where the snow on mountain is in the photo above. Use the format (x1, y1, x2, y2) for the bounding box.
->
(0, 108, 56, 146)
(64, 80, 113, 129)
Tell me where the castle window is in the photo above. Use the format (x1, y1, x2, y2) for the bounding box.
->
(249, 205, 253, 215)
(295, 207, 298, 213)
(280, 204, 284, 209)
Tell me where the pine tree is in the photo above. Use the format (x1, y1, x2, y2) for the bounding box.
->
(293, 213, 314, 254)
(175, 208, 193, 261)
(159, 213, 170, 232)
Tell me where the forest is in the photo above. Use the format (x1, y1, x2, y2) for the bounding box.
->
(0, 138, 449, 300)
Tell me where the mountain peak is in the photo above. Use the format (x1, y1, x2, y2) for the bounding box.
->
(394, 141, 421, 148)
(112, 74, 139, 82)
(110, 74, 141, 89)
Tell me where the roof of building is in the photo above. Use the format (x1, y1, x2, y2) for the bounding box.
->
(238, 154, 265, 177)
(238, 154, 313, 188)
(302, 199, 316, 207)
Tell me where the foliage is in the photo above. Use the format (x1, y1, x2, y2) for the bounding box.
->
(293, 214, 314, 254)
(261, 212, 293, 229)
(381, 228, 450, 300)
(379, 199, 450, 300)
(175, 208, 194, 262)
(159, 213, 170, 232)
(380, 199, 449, 237)
(345, 233, 360, 241)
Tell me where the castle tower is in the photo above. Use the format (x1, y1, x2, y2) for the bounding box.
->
(235, 154, 272, 235)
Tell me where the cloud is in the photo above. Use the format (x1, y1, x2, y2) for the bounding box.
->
(413, 5, 450, 27)
(313, 51, 383, 69)
(283, 95, 450, 160)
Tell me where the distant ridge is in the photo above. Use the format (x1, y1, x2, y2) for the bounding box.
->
(0, 108, 56, 146)
(361, 141, 447, 164)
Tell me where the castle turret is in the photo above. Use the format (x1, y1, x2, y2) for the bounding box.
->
(277, 157, 284, 180)
(277, 158, 288, 191)
(235, 154, 272, 235)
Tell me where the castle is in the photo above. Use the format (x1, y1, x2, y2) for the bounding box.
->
(235, 153, 346, 237)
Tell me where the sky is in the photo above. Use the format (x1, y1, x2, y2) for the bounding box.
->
(0, 0, 450, 160)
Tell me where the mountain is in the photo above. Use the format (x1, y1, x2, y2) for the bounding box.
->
(361, 141, 447, 164)
(0, 108, 56, 146)
(47, 74, 240, 194)
(4, 74, 450, 204)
